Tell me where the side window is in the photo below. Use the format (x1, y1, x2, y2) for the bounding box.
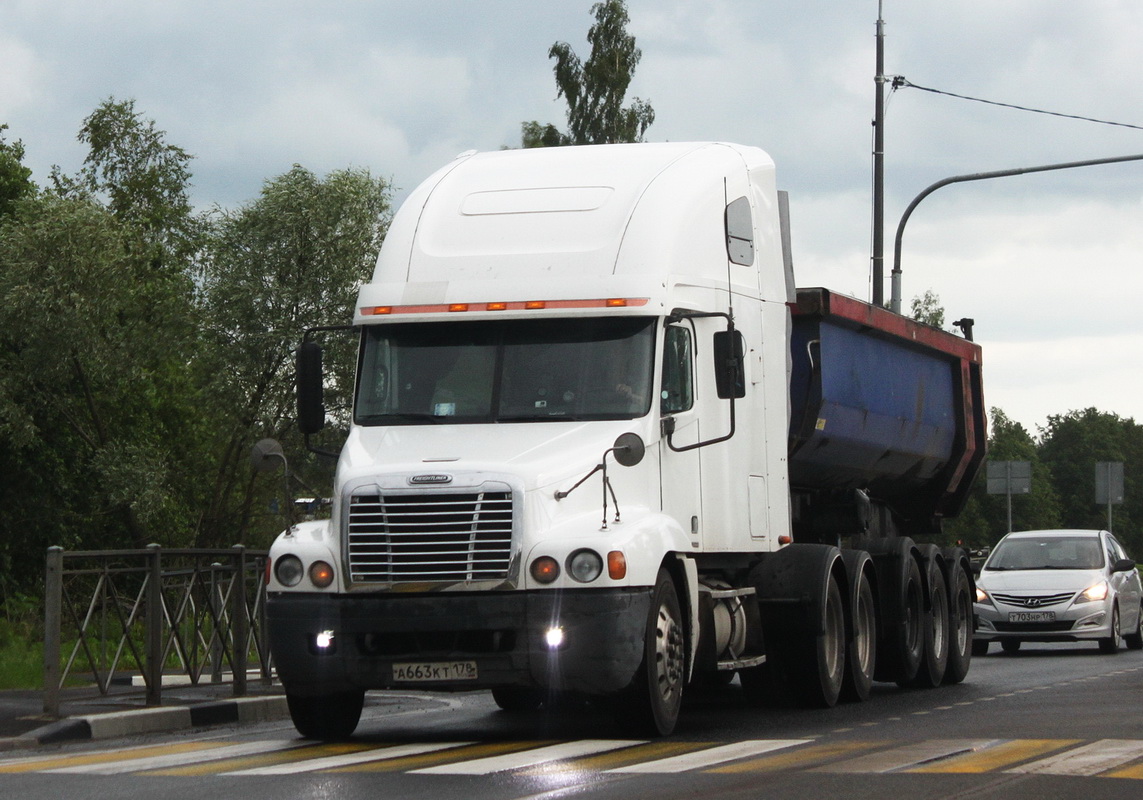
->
(713, 330, 747, 399)
(660, 326, 693, 414)
(725, 196, 754, 266)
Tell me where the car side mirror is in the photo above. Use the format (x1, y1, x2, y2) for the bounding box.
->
(1112, 557, 1137, 573)
(970, 561, 983, 577)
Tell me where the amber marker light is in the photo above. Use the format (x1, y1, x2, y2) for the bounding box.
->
(530, 556, 560, 584)
(525, 300, 547, 309)
(448, 303, 469, 312)
(487, 302, 508, 311)
(607, 551, 627, 580)
(605, 298, 628, 307)
(309, 561, 335, 588)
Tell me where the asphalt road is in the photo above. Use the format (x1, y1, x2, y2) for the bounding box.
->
(3, 641, 1143, 800)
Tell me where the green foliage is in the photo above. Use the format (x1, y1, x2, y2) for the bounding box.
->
(0, 124, 35, 216)
(524, 0, 655, 147)
(909, 289, 946, 329)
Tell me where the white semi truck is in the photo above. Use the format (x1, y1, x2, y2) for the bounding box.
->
(266, 142, 986, 737)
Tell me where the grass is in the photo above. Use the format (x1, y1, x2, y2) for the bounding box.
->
(0, 598, 45, 689)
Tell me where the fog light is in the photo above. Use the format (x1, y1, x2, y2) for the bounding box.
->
(315, 630, 335, 650)
(545, 627, 565, 649)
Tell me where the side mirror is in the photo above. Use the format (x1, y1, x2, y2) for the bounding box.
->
(970, 561, 983, 577)
(612, 432, 645, 467)
(297, 340, 326, 435)
(1112, 557, 1137, 574)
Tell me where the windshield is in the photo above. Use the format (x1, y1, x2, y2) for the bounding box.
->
(355, 317, 655, 424)
(986, 536, 1105, 571)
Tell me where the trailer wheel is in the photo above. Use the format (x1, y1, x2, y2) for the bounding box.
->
(627, 569, 685, 736)
(908, 544, 949, 688)
(863, 537, 924, 685)
(286, 690, 365, 740)
(840, 550, 877, 702)
(941, 547, 974, 684)
(753, 544, 845, 708)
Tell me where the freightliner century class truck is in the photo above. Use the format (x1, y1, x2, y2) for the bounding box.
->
(266, 141, 986, 737)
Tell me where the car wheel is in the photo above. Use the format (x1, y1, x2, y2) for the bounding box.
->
(1099, 604, 1122, 654)
(1124, 602, 1143, 650)
(971, 640, 989, 656)
(1000, 639, 1020, 654)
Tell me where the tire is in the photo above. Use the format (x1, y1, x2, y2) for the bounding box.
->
(864, 538, 925, 685)
(1099, 604, 1122, 654)
(789, 572, 846, 708)
(971, 639, 990, 656)
(1000, 639, 1021, 654)
(286, 690, 365, 740)
(908, 545, 949, 688)
(628, 569, 686, 736)
(941, 548, 974, 685)
(1125, 602, 1143, 650)
(840, 550, 877, 702)
(491, 686, 545, 712)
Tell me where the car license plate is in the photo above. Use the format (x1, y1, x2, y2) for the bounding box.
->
(1008, 611, 1056, 623)
(393, 661, 478, 682)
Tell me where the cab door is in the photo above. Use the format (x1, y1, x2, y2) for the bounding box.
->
(659, 322, 702, 550)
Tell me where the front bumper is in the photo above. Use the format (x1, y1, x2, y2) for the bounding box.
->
(267, 588, 651, 698)
(973, 600, 1112, 643)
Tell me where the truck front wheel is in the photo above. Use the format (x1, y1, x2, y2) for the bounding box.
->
(627, 569, 685, 736)
(286, 690, 365, 740)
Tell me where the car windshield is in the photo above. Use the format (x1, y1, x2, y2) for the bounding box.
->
(354, 317, 655, 425)
(986, 536, 1105, 571)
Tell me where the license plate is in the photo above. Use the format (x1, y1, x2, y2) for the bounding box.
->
(1008, 611, 1056, 623)
(393, 661, 478, 682)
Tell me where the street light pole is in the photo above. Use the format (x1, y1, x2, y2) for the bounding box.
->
(891, 153, 1143, 314)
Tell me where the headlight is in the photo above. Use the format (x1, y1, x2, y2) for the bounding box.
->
(274, 554, 304, 587)
(1079, 580, 1109, 603)
(975, 586, 993, 605)
(567, 549, 604, 583)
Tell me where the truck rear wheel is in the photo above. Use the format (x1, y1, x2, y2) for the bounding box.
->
(840, 550, 877, 702)
(864, 538, 924, 685)
(627, 569, 685, 736)
(286, 690, 365, 740)
(908, 544, 949, 688)
(941, 547, 974, 684)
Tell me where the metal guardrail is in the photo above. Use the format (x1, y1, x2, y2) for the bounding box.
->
(43, 545, 272, 717)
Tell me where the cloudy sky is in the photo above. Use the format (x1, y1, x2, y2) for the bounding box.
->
(3, 0, 1142, 434)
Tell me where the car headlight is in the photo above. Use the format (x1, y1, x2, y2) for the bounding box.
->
(975, 586, 994, 606)
(1078, 580, 1109, 603)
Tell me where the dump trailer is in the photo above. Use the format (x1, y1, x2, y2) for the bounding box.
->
(265, 142, 986, 738)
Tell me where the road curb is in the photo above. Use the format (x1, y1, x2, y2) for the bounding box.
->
(0, 695, 289, 751)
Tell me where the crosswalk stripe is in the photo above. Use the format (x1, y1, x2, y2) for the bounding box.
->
(0, 741, 226, 773)
(43, 740, 301, 775)
(707, 739, 887, 773)
(814, 739, 995, 773)
(1006, 739, 1143, 776)
(222, 742, 475, 775)
(608, 739, 810, 773)
(413, 740, 645, 775)
(908, 739, 1080, 774)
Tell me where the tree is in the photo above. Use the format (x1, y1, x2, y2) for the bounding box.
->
(946, 408, 1062, 548)
(524, 0, 654, 147)
(909, 289, 945, 329)
(195, 165, 391, 547)
(1039, 408, 1141, 552)
(0, 125, 34, 217)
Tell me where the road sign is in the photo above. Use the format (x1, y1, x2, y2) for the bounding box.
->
(1094, 462, 1124, 505)
(986, 461, 1031, 495)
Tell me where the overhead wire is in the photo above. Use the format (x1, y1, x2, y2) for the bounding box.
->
(891, 77, 1143, 131)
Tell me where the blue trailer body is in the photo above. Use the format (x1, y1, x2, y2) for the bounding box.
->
(788, 288, 985, 530)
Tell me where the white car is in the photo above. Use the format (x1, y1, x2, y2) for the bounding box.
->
(973, 529, 1143, 655)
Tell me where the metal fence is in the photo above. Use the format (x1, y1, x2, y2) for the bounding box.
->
(43, 545, 272, 717)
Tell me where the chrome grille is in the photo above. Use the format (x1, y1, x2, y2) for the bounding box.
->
(347, 491, 514, 583)
(990, 591, 1076, 607)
